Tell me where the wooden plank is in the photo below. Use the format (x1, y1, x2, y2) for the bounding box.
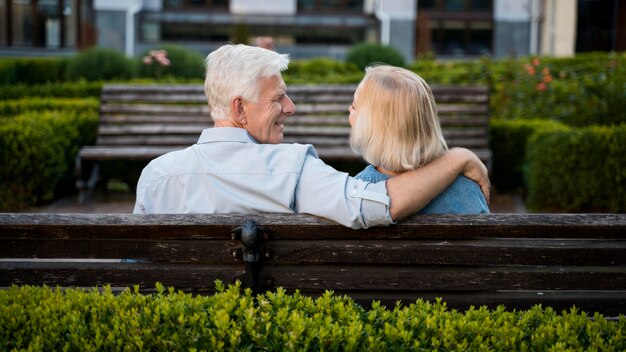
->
(96, 135, 199, 146)
(263, 239, 626, 266)
(264, 265, 626, 291)
(0, 262, 241, 292)
(1, 239, 241, 263)
(79, 146, 184, 160)
(100, 114, 213, 124)
(2, 214, 625, 240)
(101, 104, 209, 115)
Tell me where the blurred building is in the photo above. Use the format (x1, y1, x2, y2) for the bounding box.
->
(0, 0, 624, 60)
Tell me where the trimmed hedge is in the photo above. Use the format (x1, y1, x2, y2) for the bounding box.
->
(526, 124, 626, 212)
(1, 283, 624, 351)
(346, 43, 406, 70)
(489, 119, 570, 191)
(0, 81, 103, 99)
(0, 57, 66, 84)
(0, 97, 99, 117)
(284, 57, 362, 84)
(137, 45, 205, 80)
(65, 47, 134, 81)
(0, 109, 98, 211)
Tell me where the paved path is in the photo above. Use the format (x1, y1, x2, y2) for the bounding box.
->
(26, 191, 527, 214)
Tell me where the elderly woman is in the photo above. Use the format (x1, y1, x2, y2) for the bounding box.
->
(350, 65, 489, 214)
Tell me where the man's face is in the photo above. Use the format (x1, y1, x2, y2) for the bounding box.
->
(242, 75, 295, 144)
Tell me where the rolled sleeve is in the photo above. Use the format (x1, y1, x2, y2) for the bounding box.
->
(295, 153, 394, 229)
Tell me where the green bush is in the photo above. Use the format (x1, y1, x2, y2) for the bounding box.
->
(489, 119, 569, 191)
(1, 283, 624, 351)
(284, 57, 362, 84)
(489, 53, 626, 126)
(526, 124, 626, 212)
(346, 43, 406, 71)
(65, 47, 134, 81)
(0, 97, 99, 118)
(0, 81, 103, 99)
(137, 45, 205, 80)
(0, 57, 66, 84)
(0, 110, 98, 211)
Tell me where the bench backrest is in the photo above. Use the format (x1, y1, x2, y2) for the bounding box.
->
(2, 213, 624, 315)
(97, 84, 491, 168)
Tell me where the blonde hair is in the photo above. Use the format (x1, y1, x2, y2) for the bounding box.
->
(349, 65, 447, 172)
(204, 44, 289, 121)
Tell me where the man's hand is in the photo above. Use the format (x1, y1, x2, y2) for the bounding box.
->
(452, 148, 490, 204)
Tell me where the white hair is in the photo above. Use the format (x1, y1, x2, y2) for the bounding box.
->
(204, 44, 290, 121)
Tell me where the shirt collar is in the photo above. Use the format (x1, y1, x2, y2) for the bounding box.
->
(197, 127, 259, 144)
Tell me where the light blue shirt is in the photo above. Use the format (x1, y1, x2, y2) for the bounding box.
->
(134, 128, 393, 229)
(355, 165, 489, 214)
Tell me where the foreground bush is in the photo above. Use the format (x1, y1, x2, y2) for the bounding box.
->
(0, 81, 103, 99)
(526, 124, 626, 212)
(1, 284, 624, 351)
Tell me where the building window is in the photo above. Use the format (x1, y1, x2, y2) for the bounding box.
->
(163, 0, 229, 9)
(1, 0, 82, 48)
(298, 0, 362, 12)
(417, 0, 493, 57)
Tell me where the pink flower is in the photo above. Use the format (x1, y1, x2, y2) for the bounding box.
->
(532, 57, 541, 66)
(536, 82, 547, 91)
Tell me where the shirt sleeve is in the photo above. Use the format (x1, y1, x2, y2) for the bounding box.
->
(294, 153, 394, 229)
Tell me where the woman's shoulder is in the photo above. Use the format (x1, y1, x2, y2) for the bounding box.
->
(354, 165, 390, 183)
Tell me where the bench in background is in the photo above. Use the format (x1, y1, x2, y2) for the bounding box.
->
(1, 213, 624, 316)
(76, 84, 491, 202)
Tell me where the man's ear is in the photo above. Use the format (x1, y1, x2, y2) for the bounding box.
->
(230, 97, 247, 124)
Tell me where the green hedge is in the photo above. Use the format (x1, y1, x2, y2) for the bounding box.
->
(0, 109, 98, 211)
(0, 81, 103, 99)
(526, 124, 626, 212)
(1, 283, 624, 351)
(284, 57, 362, 84)
(0, 97, 99, 117)
(0, 57, 66, 84)
(137, 45, 205, 80)
(65, 47, 135, 81)
(489, 119, 570, 191)
(346, 43, 406, 70)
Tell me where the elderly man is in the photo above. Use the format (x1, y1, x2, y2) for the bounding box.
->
(134, 44, 490, 229)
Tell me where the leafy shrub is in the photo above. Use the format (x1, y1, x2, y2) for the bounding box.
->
(65, 47, 134, 81)
(526, 124, 626, 212)
(409, 57, 492, 85)
(137, 45, 204, 80)
(0, 98, 99, 118)
(346, 43, 406, 71)
(0, 57, 66, 84)
(0, 110, 98, 211)
(490, 53, 626, 126)
(489, 119, 569, 191)
(0, 81, 103, 99)
(284, 57, 362, 84)
(1, 283, 624, 351)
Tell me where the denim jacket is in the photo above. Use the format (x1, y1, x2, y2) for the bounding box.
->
(355, 165, 489, 214)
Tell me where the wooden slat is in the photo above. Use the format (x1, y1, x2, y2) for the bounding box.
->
(264, 265, 626, 291)
(0, 262, 242, 292)
(2, 214, 625, 239)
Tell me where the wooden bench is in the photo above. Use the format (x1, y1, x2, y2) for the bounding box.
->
(76, 84, 491, 202)
(2, 213, 625, 316)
